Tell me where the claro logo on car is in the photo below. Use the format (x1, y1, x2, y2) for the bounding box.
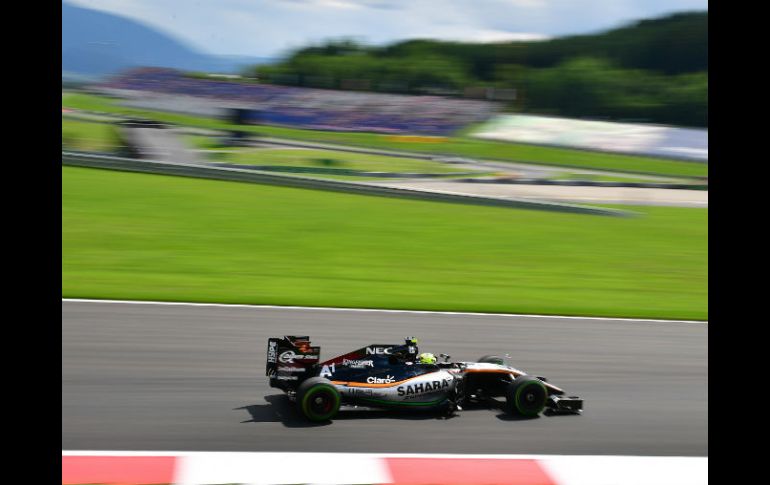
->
(367, 375, 396, 384)
(278, 351, 319, 364)
(397, 379, 450, 396)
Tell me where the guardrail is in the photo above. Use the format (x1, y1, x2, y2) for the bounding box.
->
(61, 151, 634, 217)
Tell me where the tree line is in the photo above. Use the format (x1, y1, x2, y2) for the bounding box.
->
(249, 11, 707, 127)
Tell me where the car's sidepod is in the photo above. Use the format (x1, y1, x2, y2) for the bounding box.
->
(332, 369, 456, 407)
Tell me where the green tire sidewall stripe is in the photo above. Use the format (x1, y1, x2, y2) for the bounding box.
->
(514, 379, 547, 416)
(301, 384, 341, 420)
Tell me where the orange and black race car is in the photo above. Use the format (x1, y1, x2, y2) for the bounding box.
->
(266, 336, 583, 422)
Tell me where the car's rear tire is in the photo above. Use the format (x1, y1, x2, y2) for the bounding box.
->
(296, 377, 341, 422)
(478, 355, 505, 365)
(505, 375, 547, 417)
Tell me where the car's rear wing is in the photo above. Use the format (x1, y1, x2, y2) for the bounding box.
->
(266, 336, 321, 389)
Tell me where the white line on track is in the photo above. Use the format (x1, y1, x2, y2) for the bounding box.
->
(62, 298, 707, 324)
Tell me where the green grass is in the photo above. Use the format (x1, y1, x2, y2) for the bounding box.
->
(61, 118, 122, 153)
(62, 166, 707, 320)
(62, 93, 708, 178)
(185, 134, 224, 151)
(63, 92, 120, 112)
(193, 143, 474, 174)
(187, 136, 486, 180)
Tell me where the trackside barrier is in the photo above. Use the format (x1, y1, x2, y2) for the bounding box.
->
(61, 151, 634, 217)
(62, 451, 708, 485)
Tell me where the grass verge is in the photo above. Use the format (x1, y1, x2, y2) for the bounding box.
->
(62, 118, 122, 153)
(62, 166, 707, 320)
(190, 142, 476, 174)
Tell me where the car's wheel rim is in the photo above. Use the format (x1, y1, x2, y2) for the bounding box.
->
(305, 388, 338, 419)
(516, 383, 546, 414)
(311, 393, 332, 414)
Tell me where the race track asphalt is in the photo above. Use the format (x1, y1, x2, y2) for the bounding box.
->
(62, 300, 707, 456)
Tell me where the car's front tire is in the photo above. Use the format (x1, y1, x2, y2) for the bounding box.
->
(504, 375, 547, 417)
(296, 377, 341, 422)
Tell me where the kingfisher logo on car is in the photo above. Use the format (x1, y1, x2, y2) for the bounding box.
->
(342, 358, 374, 367)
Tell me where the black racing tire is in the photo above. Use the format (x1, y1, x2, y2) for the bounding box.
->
(478, 355, 505, 365)
(296, 377, 341, 422)
(504, 375, 548, 417)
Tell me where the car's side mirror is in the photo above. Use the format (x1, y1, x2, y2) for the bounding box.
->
(439, 353, 451, 362)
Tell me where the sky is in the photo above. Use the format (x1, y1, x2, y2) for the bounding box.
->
(65, 0, 708, 59)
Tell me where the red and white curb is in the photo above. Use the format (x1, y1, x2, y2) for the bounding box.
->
(62, 451, 707, 485)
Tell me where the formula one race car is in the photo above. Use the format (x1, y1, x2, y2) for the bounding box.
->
(266, 336, 582, 422)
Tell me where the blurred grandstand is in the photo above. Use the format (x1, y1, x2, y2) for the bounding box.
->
(95, 67, 501, 136)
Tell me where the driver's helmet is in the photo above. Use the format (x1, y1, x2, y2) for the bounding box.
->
(418, 352, 437, 364)
(389, 338, 420, 364)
